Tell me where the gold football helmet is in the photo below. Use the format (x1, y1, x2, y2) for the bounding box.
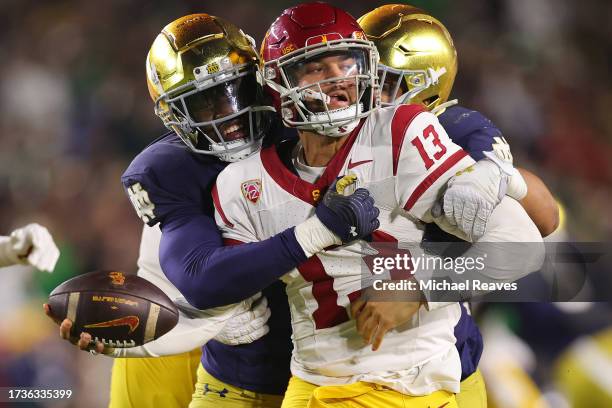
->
(146, 14, 274, 162)
(358, 5, 457, 110)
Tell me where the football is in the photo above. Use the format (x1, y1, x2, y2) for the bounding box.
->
(47, 270, 178, 348)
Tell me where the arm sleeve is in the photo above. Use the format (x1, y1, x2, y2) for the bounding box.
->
(438, 107, 501, 162)
(109, 299, 252, 358)
(415, 197, 545, 305)
(122, 145, 307, 310)
(159, 212, 306, 310)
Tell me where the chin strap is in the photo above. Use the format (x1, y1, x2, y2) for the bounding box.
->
(305, 103, 363, 137)
(431, 99, 459, 116)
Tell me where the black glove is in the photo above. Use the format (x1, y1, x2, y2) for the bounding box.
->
(315, 187, 380, 243)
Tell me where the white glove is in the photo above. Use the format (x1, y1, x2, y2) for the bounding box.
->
(213, 295, 271, 345)
(437, 159, 506, 241)
(486, 136, 527, 201)
(435, 137, 527, 241)
(0, 223, 60, 272)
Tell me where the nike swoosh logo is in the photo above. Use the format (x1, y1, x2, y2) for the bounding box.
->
(347, 159, 373, 169)
(398, 45, 428, 56)
(84, 316, 140, 333)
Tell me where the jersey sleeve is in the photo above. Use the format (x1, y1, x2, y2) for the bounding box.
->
(438, 106, 502, 161)
(110, 298, 252, 358)
(121, 137, 222, 227)
(392, 105, 475, 220)
(211, 182, 258, 244)
(124, 137, 307, 310)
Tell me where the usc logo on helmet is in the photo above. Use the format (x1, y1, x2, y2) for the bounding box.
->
(282, 43, 296, 55)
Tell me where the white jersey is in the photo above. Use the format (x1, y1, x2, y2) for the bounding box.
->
(213, 105, 476, 395)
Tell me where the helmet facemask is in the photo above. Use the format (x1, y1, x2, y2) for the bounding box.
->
(265, 39, 379, 138)
(378, 63, 447, 108)
(156, 61, 274, 162)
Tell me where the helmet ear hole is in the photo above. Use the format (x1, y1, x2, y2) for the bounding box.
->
(423, 95, 440, 107)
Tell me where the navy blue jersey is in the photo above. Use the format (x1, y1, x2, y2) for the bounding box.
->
(121, 132, 304, 394)
(121, 132, 306, 310)
(122, 132, 225, 226)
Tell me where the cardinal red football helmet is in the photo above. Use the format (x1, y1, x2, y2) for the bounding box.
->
(261, 2, 379, 137)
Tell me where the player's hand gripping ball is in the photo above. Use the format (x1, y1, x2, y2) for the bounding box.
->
(46, 270, 178, 348)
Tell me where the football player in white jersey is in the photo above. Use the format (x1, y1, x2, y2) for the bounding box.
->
(358, 5, 560, 408)
(212, 3, 544, 407)
(47, 13, 381, 408)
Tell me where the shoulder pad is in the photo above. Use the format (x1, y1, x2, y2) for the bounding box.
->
(121, 133, 226, 225)
(438, 105, 503, 161)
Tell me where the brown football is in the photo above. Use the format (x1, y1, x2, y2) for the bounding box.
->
(47, 270, 178, 348)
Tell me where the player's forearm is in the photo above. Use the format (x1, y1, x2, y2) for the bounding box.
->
(421, 198, 545, 306)
(517, 168, 559, 237)
(467, 197, 545, 278)
(160, 217, 306, 309)
(109, 307, 233, 358)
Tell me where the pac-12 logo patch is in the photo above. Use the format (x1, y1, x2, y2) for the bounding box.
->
(241, 179, 262, 204)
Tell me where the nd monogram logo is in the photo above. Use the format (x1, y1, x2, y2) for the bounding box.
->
(127, 182, 155, 223)
(241, 179, 262, 204)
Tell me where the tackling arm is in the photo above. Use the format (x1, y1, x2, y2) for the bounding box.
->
(439, 106, 558, 237)
(109, 294, 269, 358)
(517, 168, 559, 237)
(394, 107, 544, 300)
(159, 212, 306, 310)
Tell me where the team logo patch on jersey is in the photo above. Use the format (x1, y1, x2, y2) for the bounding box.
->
(127, 182, 155, 224)
(312, 189, 321, 202)
(241, 179, 262, 204)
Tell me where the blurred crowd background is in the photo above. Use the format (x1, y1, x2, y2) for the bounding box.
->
(0, 0, 610, 406)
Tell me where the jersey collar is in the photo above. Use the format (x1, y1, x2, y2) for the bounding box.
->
(261, 119, 365, 206)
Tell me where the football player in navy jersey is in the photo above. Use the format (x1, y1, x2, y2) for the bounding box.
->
(359, 4, 558, 239)
(52, 8, 557, 408)
(119, 14, 381, 408)
(51, 13, 379, 408)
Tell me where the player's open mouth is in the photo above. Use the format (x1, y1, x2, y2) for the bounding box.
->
(328, 91, 350, 109)
(220, 121, 246, 142)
